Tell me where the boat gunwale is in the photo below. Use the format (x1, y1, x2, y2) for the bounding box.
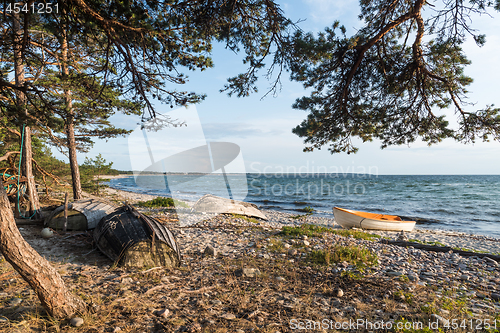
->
(333, 207, 416, 224)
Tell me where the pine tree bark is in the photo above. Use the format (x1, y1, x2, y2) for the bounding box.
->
(0, 179, 87, 318)
(21, 126, 41, 216)
(13, 10, 41, 217)
(66, 121, 82, 200)
(61, 14, 83, 200)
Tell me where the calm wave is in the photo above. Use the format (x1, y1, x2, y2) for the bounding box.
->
(108, 174, 500, 237)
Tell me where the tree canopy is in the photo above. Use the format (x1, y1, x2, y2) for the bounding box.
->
(0, 0, 294, 318)
(0, 0, 292, 119)
(284, 0, 500, 154)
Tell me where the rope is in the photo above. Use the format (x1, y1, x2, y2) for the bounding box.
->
(17, 124, 37, 219)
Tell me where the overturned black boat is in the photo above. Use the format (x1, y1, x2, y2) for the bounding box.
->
(94, 204, 181, 268)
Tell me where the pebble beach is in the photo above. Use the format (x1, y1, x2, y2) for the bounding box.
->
(106, 187, 500, 329)
(1, 185, 498, 332)
(104, 185, 500, 255)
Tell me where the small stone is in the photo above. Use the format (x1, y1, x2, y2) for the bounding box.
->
(8, 298, 22, 307)
(343, 306, 356, 313)
(219, 312, 236, 320)
(336, 289, 344, 297)
(113, 327, 122, 333)
(408, 274, 419, 282)
(288, 249, 298, 256)
(248, 310, 260, 318)
(474, 303, 495, 310)
(275, 276, 286, 282)
(154, 308, 171, 318)
(386, 270, 403, 277)
(396, 230, 408, 242)
(203, 245, 217, 258)
(470, 307, 483, 314)
(40, 228, 53, 238)
(235, 330, 245, 333)
(234, 268, 261, 278)
(188, 322, 202, 332)
(303, 240, 310, 246)
(70, 317, 84, 327)
(201, 319, 216, 326)
(121, 277, 133, 284)
(284, 243, 292, 249)
(476, 292, 486, 299)
(440, 309, 450, 315)
(483, 257, 499, 266)
(460, 274, 470, 281)
(490, 293, 500, 301)
(430, 314, 448, 327)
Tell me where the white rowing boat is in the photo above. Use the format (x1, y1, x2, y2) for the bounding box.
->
(333, 207, 416, 232)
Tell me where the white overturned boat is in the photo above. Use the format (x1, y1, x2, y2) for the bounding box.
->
(333, 207, 416, 232)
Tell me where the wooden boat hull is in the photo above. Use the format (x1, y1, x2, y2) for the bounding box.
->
(193, 194, 267, 220)
(46, 198, 117, 230)
(94, 204, 181, 268)
(333, 207, 416, 232)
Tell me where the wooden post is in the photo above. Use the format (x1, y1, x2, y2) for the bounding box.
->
(63, 192, 69, 232)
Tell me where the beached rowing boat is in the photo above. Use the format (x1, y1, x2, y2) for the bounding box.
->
(333, 207, 416, 232)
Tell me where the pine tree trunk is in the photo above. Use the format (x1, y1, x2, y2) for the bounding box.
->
(61, 18, 83, 200)
(66, 122, 82, 200)
(13, 11, 40, 217)
(0, 179, 87, 318)
(21, 126, 41, 216)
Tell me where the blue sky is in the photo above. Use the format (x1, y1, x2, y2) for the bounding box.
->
(53, 0, 500, 175)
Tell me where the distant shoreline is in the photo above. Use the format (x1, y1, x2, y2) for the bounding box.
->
(106, 172, 500, 176)
(98, 174, 132, 180)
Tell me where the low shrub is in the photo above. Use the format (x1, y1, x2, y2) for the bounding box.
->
(137, 197, 188, 208)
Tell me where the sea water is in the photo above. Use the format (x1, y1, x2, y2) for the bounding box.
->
(108, 174, 500, 237)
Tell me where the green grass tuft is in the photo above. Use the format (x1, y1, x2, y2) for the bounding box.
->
(136, 197, 188, 208)
(281, 224, 380, 240)
(306, 244, 378, 268)
(231, 214, 260, 224)
(298, 206, 314, 213)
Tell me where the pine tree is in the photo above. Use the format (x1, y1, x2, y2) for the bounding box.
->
(284, 0, 500, 154)
(9, 9, 41, 217)
(0, 0, 292, 318)
(32, 8, 142, 199)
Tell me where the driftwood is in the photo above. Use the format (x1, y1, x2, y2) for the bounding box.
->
(94, 204, 181, 268)
(15, 218, 44, 225)
(193, 194, 267, 220)
(385, 240, 500, 262)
